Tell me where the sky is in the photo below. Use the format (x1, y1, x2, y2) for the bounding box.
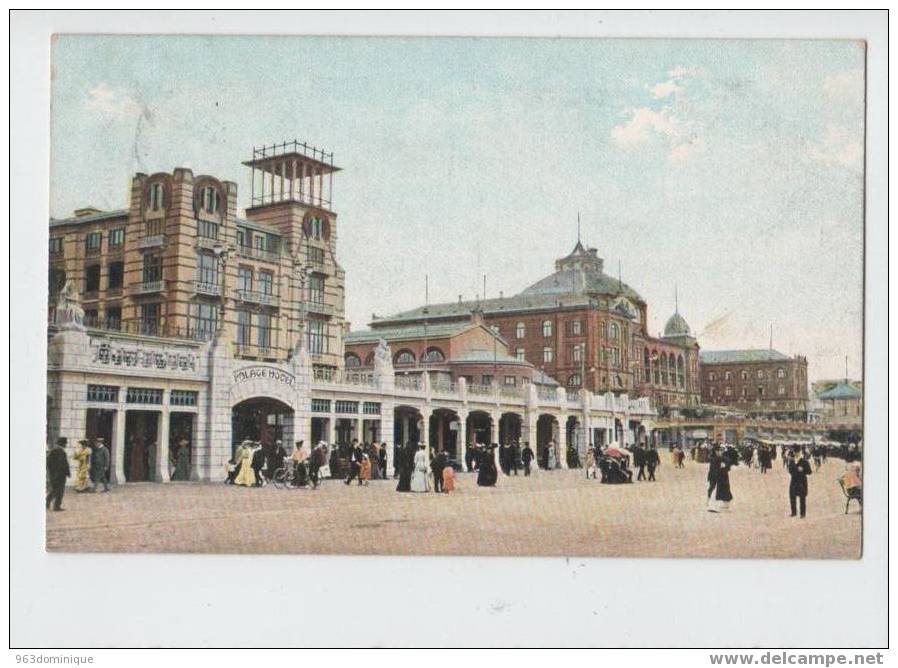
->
(50, 36, 865, 382)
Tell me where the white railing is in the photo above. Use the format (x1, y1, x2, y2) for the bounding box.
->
(236, 245, 280, 263)
(312, 367, 375, 386)
(131, 280, 165, 295)
(395, 376, 423, 391)
(537, 386, 559, 402)
(194, 280, 221, 296)
(138, 234, 164, 249)
(305, 301, 334, 316)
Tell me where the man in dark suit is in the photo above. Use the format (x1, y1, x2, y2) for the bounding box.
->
(345, 440, 363, 485)
(251, 443, 266, 486)
(521, 442, 534, 476)
(377, 442, 388, 479)
(431, 449, 448, 493)
(788, 447, 813, 518)
(46, 437, 70, 511)
(90, 437, 111, 492)
(509, 442, 520, 476)
(635, 446, 647, 481)
(646, 447, 660, 482)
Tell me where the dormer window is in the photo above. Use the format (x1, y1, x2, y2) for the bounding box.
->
(149, 182, 165, 211)
(202, 186, 220, 214)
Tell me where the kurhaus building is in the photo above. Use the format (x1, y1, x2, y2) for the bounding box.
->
(45, 141, 658, 484)
(366, 241, 701, 410)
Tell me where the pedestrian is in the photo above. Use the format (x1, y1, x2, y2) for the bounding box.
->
(509, 442, 520, 476)
(291, 440, 309, 487)
(90, 437, 111, 492)
(442, 462, 456, 493)
(396, 443, 413, 492)
(547, 441, 557, 470)
(171, 439, 191, 481)
(464, 443, 475, 473)
(708, 446, 734, 513)
(788, 447, 813, 518)
(73, 439, 92, 492)
(345, 440, 363, 486)
(585, 449, 597, 479)
(477, 444, 499, 487)
(378, 442, 388, 479)
(266, 440, 287, 481)
(635, 446, 647, 481)
(706, 444, 720, 502)
(521, 442, 534, 476)
(432, 449, 448, 493)
(233, 440, 256, 487)
(411, 444, 430, 493)
(46, 437, 70, 511)
(839, 462, 862, 507)
(359, 454, 371, 486)
(646, 447, 660, 482)
(251, 442, 266, 487)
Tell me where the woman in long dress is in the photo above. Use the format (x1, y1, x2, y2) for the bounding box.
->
(410, 445, 430, 493)
(172, 440, 191, 481)
(396, 444, 413, 492)
(477, 445, 498, 487)
(233, 441, 256, 487)
(709, 450, 734, 512)
(129, 437, 147, 482)
(73, 440, 91, 492)
(442, 464, 456, 493)
(547, 444, 557, 470)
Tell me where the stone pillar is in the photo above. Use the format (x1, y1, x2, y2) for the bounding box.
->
(559, 417, 569, 469)
(356, 416, 364, 443)
(112, 408, 127, 484)
(436, 414, 444, 452)
(327, 415, 336, 445)
(490, 411, 500, 472)
(420, 407, 432, 458)
(156, 410, 171, 482)
(401, 416, 409, 446)
(457, 411, 469, 470)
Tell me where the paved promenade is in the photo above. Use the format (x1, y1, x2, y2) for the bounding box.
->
(46, 458, 861, 558)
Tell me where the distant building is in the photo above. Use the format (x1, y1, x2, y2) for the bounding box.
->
(814, 379, 863, 425)
(699, 349, 810, 419)
(369, 241, 701, 409)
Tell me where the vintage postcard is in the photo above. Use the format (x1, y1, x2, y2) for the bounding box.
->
(44, 34, 865, 560)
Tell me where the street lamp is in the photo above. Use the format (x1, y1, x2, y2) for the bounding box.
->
(291, 259, 312, 357)
(212, 240, 234, 326)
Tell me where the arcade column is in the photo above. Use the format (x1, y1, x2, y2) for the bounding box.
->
(112, 408, 127, 484)
(559, 417, 569, 469)
(457, 411, 469, 470)
(156, 410, 171, 483)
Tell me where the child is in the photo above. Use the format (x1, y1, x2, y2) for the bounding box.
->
(442, 464, 456, 493)
(585, 450, 597, 479)
(225, 458, 238, 485)
(359, 454, 371, 485)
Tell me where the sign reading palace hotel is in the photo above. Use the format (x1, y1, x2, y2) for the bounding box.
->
(233, 366, 296, 388)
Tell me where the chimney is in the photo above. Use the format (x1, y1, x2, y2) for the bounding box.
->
(499, 290, 504, 299)
(458, 295, 462, 304)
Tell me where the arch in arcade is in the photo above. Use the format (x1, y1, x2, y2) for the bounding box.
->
(230, 396, 296, 456)
(393, 404, 424, 447)
(536, 413, 560, 469)
(498, 412, 523, 444)
(429, 407, 461, 461)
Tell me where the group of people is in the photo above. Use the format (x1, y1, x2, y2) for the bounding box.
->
(44, 436, 111, 511)
(394, 442, 458, 493)
(340, 441, 388, 485)
(227, 439, 288, 487)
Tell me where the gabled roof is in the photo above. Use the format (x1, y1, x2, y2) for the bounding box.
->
(373, 293, 592, 325)
(817, 381, 862, 400)
(345, 320, 502, 346)
(699, 349, 792, 364)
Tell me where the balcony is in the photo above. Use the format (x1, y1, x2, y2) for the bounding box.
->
(131, 280, 165, 295)
(304, 300, 334, 316)
(233, 343, 279, 360)
(194, 280, 222, 297)
(138, 234, 165, 249)
(195, 236, 219, 251)
(236, 289, 279, 307)
(236, 244, 279, 264)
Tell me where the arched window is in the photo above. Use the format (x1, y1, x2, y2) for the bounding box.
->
(515, 322, 525, 339)
(148, 182, 165, 211)
(776, 368, 785, 379)
(567, 374, 582, 387)
(609, 322, 620, 342)
(423, 347, 445, 363)
(661, 353, 669, 385)
(542, 346, 553, 363)
(202, 186, 220, 214)
(757, 369, 765, 379)
(677, 355, 685, 388)
(725, 371, 732, 381)
(344, 353, 361, 368)
(394, 349, 416, 365)
(643, 348, 651, 383)
(708, 371, 717, 382)
(364, 352, 375, 366)
(542, 320, 552, 337)
(741, 370, 748, 380)
(652, 350, 660, 384)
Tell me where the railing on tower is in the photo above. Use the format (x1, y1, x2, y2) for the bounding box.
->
(245, 140, 340, 210)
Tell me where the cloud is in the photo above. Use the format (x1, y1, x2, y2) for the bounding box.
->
(84, 82, 140, 121)
(807, 125, 863, 170)
(668, 65, 696, 79)
(649, 80, 682, 99)
(611, 107, 681, 145)
(668, 136, 705, 163)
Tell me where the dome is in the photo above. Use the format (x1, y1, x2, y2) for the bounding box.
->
(663, 311, 691, 337)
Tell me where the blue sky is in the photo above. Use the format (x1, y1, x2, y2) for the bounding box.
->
(50, 36, 865, 382)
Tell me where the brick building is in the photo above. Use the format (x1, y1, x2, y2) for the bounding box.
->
(367, 241, 701, 409)
(698, 349, 810, 419)
(48, 141, 346, 372)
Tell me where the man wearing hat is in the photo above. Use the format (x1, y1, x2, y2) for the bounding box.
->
(46, 437, 70, 511)
(90, 437, 111, 492)
(172, 439, 191, 481)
